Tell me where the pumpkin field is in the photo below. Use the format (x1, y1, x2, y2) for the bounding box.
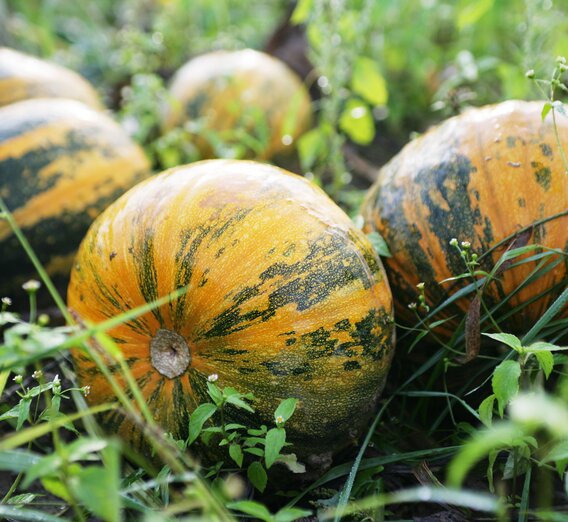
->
(1, 1, 567, 520)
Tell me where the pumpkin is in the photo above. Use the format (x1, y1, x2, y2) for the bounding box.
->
(0, 47, 103, 110)
(67, 160, 394, 467)
(361, 100, 568, 335)
(0, 98, 150, 306)
(161, 49, 312, 160)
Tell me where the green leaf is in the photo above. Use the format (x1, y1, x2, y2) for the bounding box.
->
(228, 500, 272, 522)
(274, 398, 298, 424)
(247, 461, 267, 492)
(291, 0, 312, 24)
(265, 427, 286, 469)
(457, 0, 494, 30)
(224, 423, 246, 431)
(534, 350, 554, 379)
(275, 453, 306, 474)
(229, 444, 243, 468)
(244, 447, 264, 457)
(274, 507, 313, 522)
(492, 360, 521, 417)
(225, 394, 255, 413)
(188, 403, 217, 445)
(339, 99, 375, 145)
(6, 493, 39, 506)
(542, 440, 568, 463)
(17, 398, 31, 431)
(206, 382, 223, 406)
(297, 126, 327, 170)
(509, 393, 568, 438)
(0, 505, 65, 521)
(542, 101, 553, 121)
(352, 57, 388, 106)
(478, 394, 496, 427)
(72, 466, 121, 522)
(0, 450, 40, 472)
(367, 231, 392, 258)
(483, 333, 523, 353)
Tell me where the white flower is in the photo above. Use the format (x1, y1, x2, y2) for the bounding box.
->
(1, 297, 11, 306)
(22, 280, 41, 292)
(32, 370, 43, 380)
(460, 241, 471, 249)
(82, 385, 91, 397)
(52, 374, 61, 385)
(207, 374, 219, 383)
(275, 415, 284, 425)
(13, 374, 23, 384)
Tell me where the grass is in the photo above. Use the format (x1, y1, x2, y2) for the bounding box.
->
(1, 0, 568, 520)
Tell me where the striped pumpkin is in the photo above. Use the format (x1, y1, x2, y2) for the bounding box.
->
(361, 100, 568, 335)
(162, 49, 312, 160)
(68, 160, 394, 466)
(0, 47, 103, 110)
(0, 98, 150, 306)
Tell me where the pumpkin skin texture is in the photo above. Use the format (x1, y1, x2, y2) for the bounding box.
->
(0, 98, 150, 306)
(0, 47, 103, 110)
(68, 160, 395, 467)
(361, 100, 568, 335)
(162, 49, 312, 160)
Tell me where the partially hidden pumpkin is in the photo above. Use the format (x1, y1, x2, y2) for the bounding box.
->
(0, 47, 103, 110)
(0, 98, 150, 305)
(161, 49, 312, 160)
(68, 160, 395, 467)
(361, 100, 568, 335)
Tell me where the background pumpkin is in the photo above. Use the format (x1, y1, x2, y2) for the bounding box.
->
(361, 100, 568, 336)
(0, 98, 150, 306)
(0, 47, 103, 110)
(68, 159, 395, 468)
(161, 49, 312, 160)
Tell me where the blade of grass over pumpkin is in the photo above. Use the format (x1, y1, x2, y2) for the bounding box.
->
(333, 396, 394, 521)
(0, 403, 116, 451)
(522, 287, 568, 345)
(321, 486, 501, 520)
(0, 196, 71, 323)
(397, 391, 480, 421)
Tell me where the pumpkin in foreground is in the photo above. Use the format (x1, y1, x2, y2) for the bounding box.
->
(361, 100, 568, 335)
(161, 49, 312, 160)
(68, 160, 395, 468)
(0, 47, 103, 109)
(0, 98, 150, 305)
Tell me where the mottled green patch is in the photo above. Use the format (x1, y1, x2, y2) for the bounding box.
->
(518, 198, 526, 208)
(343, 360, 361, 371)
(184, 91, 209, 120)
(531, 161, 552, 190)
(136, 229, 164, 326)
(540, 143, 553, 157)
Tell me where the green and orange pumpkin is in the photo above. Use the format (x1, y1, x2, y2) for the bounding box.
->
(162, 49, 312, 160)
(0, 47, 103, 110)
(68, 160, 395, 467)
(361, 100, 568, 335)
(0, 98, 150, 305)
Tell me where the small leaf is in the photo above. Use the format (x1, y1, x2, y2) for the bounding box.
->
(17, 398, 31, 431)
(492, 360, 521, 416)
(244, 447, 264, 457)
(339, 99, 375, 145)
(291, 0, 312, 24)
(265, 428, 286, 469)
(206, 382, 223, 406)
(71, 465, 121, 522)
(483, 333, 523, 353)
(188, 403, 217, 445)
(225, 423, 246, 431)
(274, 398, 298, 424)
(228, 500, 272, 522)
(274, 507, 313, 522)
(275, 453, 306, 474)
(534, 350, 554, 379)
(542, 101, 553, 121)
(352, 57, 388, 106)
(478, 394, 496, 427)
(247, 461, 267, 492)
(229, 444, 243, 468)
(225, 394, 255, 413)
(366, 231, 392, 258)
(542, 440, 568, 463)
(297, 127, 327, 170)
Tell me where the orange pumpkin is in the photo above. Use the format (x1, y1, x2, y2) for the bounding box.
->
(361, 100, 568, 335)
(68, 160, 394, 466)
(162, 49, 312, 160)
(0, 47, 103, 109)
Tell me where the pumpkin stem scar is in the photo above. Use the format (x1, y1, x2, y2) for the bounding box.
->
(150, 328, 191, 378)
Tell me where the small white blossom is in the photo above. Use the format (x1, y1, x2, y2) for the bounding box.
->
(22, 280, 41, 292)
(416, 282, 425, 291)
(52, 374, 61, 385)
(408, 302, 417, 310)
(275, 415, 284, 425)
(460, 241, 471, 249)
(207, 374, 219, 383)
(449, 238, 459, 247)
(82, 385, 91, 397)
(13, 374, 23, 384)
(32, 370, 43, 380)
(1, 297, 11, 306)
